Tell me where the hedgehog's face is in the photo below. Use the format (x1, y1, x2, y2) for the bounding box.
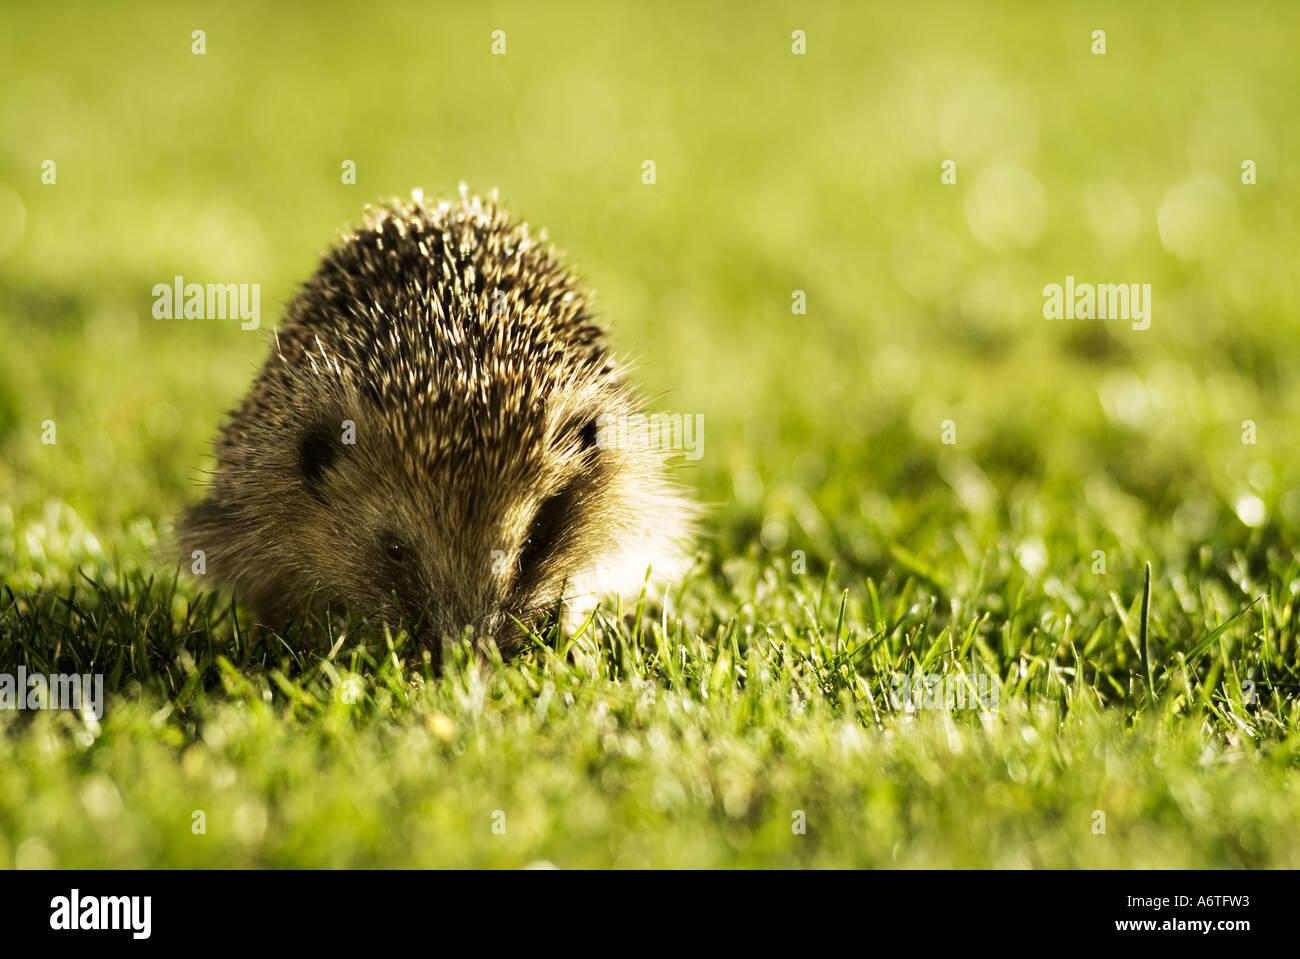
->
(279, 384, 654, 661)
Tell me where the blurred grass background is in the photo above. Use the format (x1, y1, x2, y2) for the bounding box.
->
(1, 0, 1299, 867)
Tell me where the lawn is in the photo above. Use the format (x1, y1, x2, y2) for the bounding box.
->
(1, 0, 1299, 867)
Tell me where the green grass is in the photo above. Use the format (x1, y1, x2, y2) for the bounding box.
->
(2, 0, 1300, 867)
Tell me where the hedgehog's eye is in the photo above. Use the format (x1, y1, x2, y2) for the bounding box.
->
(382, 534, 408, 566)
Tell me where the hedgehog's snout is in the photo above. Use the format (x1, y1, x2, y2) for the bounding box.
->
(390, 577, 516, 663)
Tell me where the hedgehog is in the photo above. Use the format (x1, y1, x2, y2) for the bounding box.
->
(179, 186, 693, 660)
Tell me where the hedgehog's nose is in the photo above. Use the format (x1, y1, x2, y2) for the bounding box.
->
(431, 602, 503, 651)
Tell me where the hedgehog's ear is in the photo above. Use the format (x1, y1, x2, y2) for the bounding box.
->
(299, 424, 340, 500)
